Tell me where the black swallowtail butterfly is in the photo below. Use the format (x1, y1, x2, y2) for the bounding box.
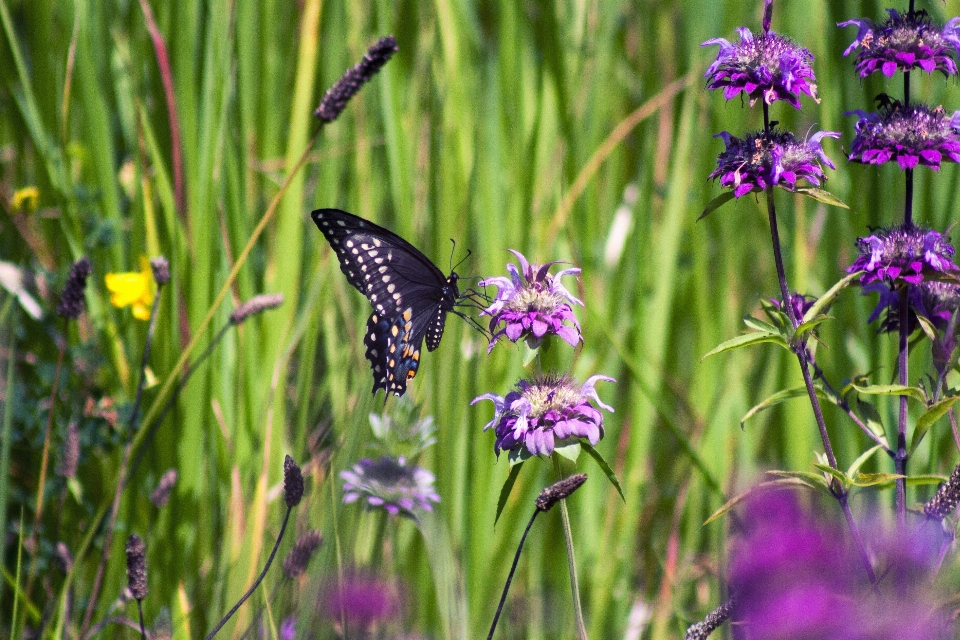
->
(312, 208, 463, 397)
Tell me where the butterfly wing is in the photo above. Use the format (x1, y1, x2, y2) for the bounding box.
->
(312, 208, 457, 396)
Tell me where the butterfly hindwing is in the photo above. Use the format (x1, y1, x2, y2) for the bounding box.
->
(313, 208, 460, 397)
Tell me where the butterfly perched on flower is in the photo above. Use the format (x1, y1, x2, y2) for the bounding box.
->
(312, 208, 471, 397)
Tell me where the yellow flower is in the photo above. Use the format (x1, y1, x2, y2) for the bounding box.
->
(105, 256, 155, 320)
(11, 186, 39, 213)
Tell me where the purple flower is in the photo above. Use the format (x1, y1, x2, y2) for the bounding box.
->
(839, 9, 960, 78)
(769, 292, 816, 323)
(847, 102, 960, 171)
(341, 456, 440, 516)
(708, 129, 839, 198)
(863, 280, 960, 335)
(701, 28, 819, 109)
(730, 491, 951, 639)
(847, 225, 958, 287)
(321, 573, 398, 630)
(472, 373, 614, 458)
(480, 250, 582, 352)
(280, 617, 296, 640)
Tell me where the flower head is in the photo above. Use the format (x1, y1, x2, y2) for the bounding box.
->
(321, 573, 398, 630)
(847, 101, 960, 170)
(57, 257, 92, 320)
(847, 225, 958, 287)
(862, 280, 960, 335)
(315, 36, 399, 123)
(480, 250, 582, 352)
(839, 10, 960, 78)
(701, 28, 818, 108)
(709, 129, 839, 198)
(341, 456, 439, 516)
(472, 373, 614, 458)
(105, 256, 156, 320)
(283, 530, 324, 578)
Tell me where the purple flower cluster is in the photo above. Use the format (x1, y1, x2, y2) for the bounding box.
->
(341, 456, 440, 516)
(839, 9, 960, 78)
(847, 103, 960, 171)
(730, 492, 951, 640)
(701, 27, 819, 109)
(480, 250, 582, 352)
(847, 226, 958, 287)
(708, 129, 839, 198)
(770, 292, 816, 324)
(472, 374, 614, 458)
(863, 280, 960, 334)
(321, 573, 398, 630)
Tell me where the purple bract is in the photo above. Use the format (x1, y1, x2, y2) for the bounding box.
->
(839, 9, 960, 78)
(480, 250, 582, 352)
(701, 27, 819, 109)
(341, 456, 440, 516)
(709, 129, 839, 198)
(847, 102, 960, 171)
(472, 373, 614, 458)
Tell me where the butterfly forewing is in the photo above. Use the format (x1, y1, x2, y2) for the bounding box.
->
(312, 208, 461, 397)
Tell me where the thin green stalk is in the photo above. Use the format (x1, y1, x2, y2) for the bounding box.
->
(553, 457, 587, 640)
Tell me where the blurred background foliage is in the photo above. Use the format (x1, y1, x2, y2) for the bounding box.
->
(2, 0, 960, 638)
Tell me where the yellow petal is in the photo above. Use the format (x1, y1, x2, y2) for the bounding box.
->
(105, 272, 149, 307)
(132, 301, 151, 321)
(12, 187, 39, 213)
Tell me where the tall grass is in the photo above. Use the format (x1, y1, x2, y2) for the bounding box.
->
(3, 0, 960, 638)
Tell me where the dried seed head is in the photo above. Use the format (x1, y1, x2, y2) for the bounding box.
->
(535, 474, 587, 512)
(315, 36, 399, 123)
(58, 421, 79, 479)
(229, 293, 284, 325)
(684, 597, 735, 640)
(283, 530, 324, 578)
(125, 534, 148, 601)
(150, 256, 170, 285)
(150, 469, 178, 508)
(57, 257, 92, 319)
(924, 464, 960, 520)
(284, 455, 304, 508)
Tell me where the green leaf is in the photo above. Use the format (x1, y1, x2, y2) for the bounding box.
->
(812, 463, 849, 486)
(803, 272, 863, 324)
(743, 316, 781, 334)
(910, 396, 960, 455)
(698, 191, 735, 221)
(766, 470, 833, 493)
(508, 448, 532, 466)
(794, 186, 850, 209)
(915, 313, 938, 341)
(846, 444, 884, 478)
(554, 442, 581, 463)
(522, 342, 539, 367)
(702, 331, 789, 360)
(851, 472, 904, 487)
(741, 386, 809, 426)
(794, 315, 830, 340)
(703, 477, 817, 525)
(850, 383, 927, 404)
(906, 474, 948, 486)
(855, 398, 887, 440)
(582, 442, 624, 502)
(495, 463, 524, 525)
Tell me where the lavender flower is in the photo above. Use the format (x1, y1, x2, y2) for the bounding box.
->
(839, 9, 960, 78)
(341, 456, 439, 516)
(472, 373, 614, 458)
(321, 573, 397, 630)
(701, 27, 819, 109)
(709, 129, 839, 198)
(847, 225, 958, 287)
(283, 530, 324, 578)
(862, 280, 960, 334)
(479, 250, 582, 352)
(847, 102, 960, 171)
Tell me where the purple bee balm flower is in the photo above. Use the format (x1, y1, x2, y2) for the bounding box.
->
(770, 292, 816, 323)
(472, 373, 614, 458)
(847, 225, 959, 287)
(729, 491, 952, 639)
(847, 101, 960, 171)
(480, 250, 583, 352)
(321, 573, 398, 630)
(709, 129, 839, 198)
(341, 456, 440, 516)
(839, 9, 960, 78)
(701, 27, 819, 109)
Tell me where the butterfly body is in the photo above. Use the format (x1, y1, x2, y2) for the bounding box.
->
(312, 208, 461, 397)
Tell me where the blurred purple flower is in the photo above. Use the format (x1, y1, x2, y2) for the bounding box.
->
(839, 9, 960, 78)
(862, 280, 960, 335)
(480, 250, 582, 352)
(847, 102, 960, 171)
(280, 617, 296, 640)
(341, 456, 439, 517)
(769, 292, 816, 323)
(730, 491, 951, 639)
(701, 27, 819, 108)
(472, 373, 614, 458)
(709, 129, 839, 198)
(321, 573, 398, 631)
(847, 225, 958, 287)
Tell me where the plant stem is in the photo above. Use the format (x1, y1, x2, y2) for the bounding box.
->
(488, 510, 539, 640)
(896, 287, 909, 530)
(554, 457, 587, 640)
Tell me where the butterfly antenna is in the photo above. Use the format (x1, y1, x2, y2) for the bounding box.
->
(450, 241, 473, 274)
